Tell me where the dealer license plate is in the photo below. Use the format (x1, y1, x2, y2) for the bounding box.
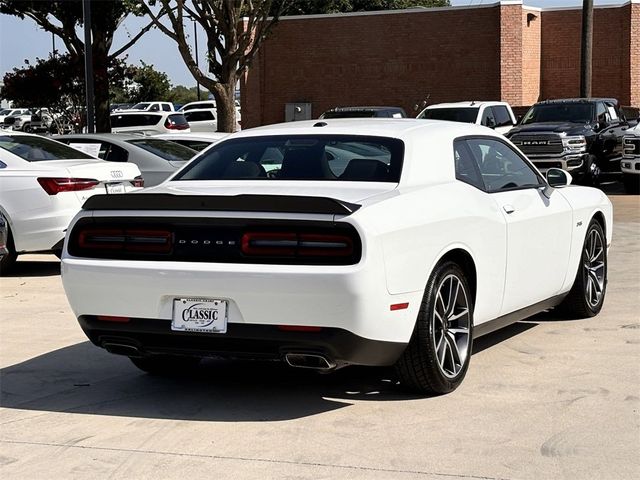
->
(171, 298, 228, 333)
(106, 182, 125, 194)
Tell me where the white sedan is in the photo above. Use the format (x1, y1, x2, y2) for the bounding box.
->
(61, 119, 612, 394)
(0, 132, 143, 274)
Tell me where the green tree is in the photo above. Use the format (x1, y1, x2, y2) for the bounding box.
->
(273, 0, 449, 15)
(1, 54, 128, 132)
(0, 0, 161, 132)
(167, 85, 201, 105)
(127, 62, 172, 103)
(139, 0, 288, 133)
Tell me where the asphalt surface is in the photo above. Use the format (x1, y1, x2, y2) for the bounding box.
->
(1, 183, 638, 480)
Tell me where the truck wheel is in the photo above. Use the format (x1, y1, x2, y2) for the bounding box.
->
(395, 261, 473, 395)
(557, 219, 607, 318)
(623, 174, 639, 194)
(22, 123, 32, 133)
(584, 155, 600, 187)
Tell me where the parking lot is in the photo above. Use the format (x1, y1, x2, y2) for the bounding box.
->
(0, 182, 638, 480)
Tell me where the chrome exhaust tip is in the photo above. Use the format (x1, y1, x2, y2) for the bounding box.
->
(284, 353, 336, 371)
(102, 342, 142, 357)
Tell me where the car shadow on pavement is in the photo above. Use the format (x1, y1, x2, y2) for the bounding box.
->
(0, 341, 422, 422)
(5, 259, 60, 277)
(0, 311, 578, 422)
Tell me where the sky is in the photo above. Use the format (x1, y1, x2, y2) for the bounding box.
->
(0, 0, 630, 88)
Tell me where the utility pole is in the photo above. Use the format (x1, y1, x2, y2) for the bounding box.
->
(194, 19, 200, 101)
(83, 0, 95, 133)
(580, 0, 593, 98)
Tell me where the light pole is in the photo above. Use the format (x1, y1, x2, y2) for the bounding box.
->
(580, 0, 593, 98)
(190, 18, 201, 101)
(82, 0, 94, 133)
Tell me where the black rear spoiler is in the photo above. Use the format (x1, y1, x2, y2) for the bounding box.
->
(82, 193, 361, 216)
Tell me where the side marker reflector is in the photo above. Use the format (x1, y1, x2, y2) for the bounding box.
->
(390, 303, 409, 311)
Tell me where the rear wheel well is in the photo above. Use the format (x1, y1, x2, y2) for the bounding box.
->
(592, 211, 606, 234)
(438, 249, 477, 305)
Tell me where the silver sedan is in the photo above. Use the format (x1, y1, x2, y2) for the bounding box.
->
(53, 133, 198, 186)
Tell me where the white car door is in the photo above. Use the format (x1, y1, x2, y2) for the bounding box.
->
(464, 137, 573, 315)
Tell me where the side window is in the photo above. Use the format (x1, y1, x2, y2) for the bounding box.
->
(453, 139, 484, 190)
(162, 104, 171, 112)
(596, 102, 608, 123)
(481, 108, 496, 128)
(103, 143, 129, 162)
(605, 102, 618, 122)
(465, 138, 542, 192)
(492, 106, 513, 127)
(149, 104, 159, 112)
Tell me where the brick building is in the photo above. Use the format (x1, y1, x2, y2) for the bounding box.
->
(241, 0, 639, 129)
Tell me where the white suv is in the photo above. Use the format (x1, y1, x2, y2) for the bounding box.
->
(417, 101, 516, 135)
(111, 111, 190, 135)
(130, 102, 175, 112)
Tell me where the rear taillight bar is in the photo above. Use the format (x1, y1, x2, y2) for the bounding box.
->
(241, 232, 353, 257)
(38, 177, 99, 195)
(78, 228, 172, 253)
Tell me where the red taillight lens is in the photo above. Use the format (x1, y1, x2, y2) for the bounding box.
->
(78, 228, 172, 253)
(132, 175, 144, 188)
(165, 119, 189, 130)
(96, 315, 130, 323)
(38, 177, 99, 195)
(241, 232, 353, 257)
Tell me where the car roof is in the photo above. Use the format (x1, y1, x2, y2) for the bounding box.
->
(325, 106, 404, 112)
(425, 101, 508, 109)
(536, 98, 619, 105)
(111, 111, 180, 117)
(228, 118, 499, 141)
(153, 132, 227, 140)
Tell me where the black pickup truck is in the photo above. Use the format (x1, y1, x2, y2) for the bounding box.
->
(506, 98, 630, 185)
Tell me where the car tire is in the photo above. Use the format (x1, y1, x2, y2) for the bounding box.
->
(22, 123, 32, 133)
(623, 174, 639, 194)
(583, 155, 600, 187)
(130, 355, 201, 375)
(0, 220, 18, 276)
(558, 219, 607, 318)
(395, 261, 474, 395)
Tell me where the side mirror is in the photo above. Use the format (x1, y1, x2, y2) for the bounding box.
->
(546, 168, 572, 187)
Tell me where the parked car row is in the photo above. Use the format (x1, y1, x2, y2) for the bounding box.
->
(323, 97, 636, 188)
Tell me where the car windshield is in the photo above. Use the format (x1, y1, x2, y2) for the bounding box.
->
(521, 103, 594, 124)
(0, 135, 94, 161)
(173, 135, 404, 182)
(418, 107, 479, 123)
(132, 102, 151, 110)
(127, 138, 196, 162)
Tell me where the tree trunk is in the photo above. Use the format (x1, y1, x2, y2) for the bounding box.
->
(214, 79, 238, 133)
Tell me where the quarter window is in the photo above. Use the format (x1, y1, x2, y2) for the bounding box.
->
(453, 140, 484, 190)
(464, 138, 543, 192)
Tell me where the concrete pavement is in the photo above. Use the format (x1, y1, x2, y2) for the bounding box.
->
(1, 191, 638, 480)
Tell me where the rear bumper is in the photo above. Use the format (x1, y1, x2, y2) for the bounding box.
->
(78, 315, 407, 367)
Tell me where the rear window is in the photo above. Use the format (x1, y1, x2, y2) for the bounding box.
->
(0, 135, 94, 161)
(166, 139, 215, 151)
(184, 110, 215, 122)
(111, 113, 162, 127)
(173, 135, 404, 182)
(167, 114, 189, 127)
(418, 107, 479, 123)
(127, 139, 196, 162)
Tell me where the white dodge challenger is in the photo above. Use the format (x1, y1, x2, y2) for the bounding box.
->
(61, 119, 612, 394)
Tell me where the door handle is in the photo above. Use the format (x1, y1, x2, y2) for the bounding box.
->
(503, 205, 515, 214)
